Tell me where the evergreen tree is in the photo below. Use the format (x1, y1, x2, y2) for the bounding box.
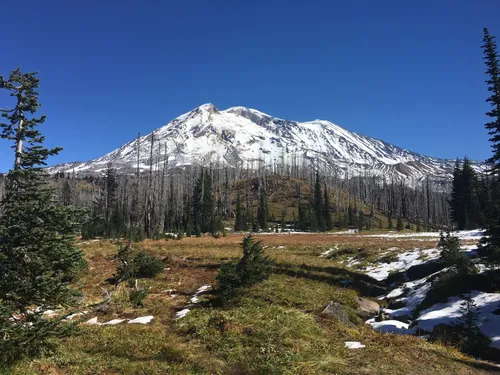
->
(450, 159, 465, 228)
(387, 212, 393, 230)
(357, 210, 364, 232)
(257, 182, 268, 231)
(438, 232, 476, 275)
(297, 203, 308, 231)
(280, 206, 287, 233)
(234, 190, 243, 231)
(479, 29, 500, 267)
(314, 171, 326, 231)
(186, 215, 193, 237)
(192, 169, 215, 233)
(0, 68, 86, 365)
(348, 203, 355, 227)
(192, 170, 204, 233)
(202, 170, 214, 233)
(324, 184, 333, 231)
(482, 28, 500, 173)
(396, 215, 404, 231)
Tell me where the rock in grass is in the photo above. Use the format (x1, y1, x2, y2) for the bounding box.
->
(355, 297, 380, 319)
(320, 302, 355, 327)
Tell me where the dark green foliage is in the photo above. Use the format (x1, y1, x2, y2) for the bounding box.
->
(113, 242, 134, 283)
(234, 190, 244, 231)
(257, 183, 268, 231)
(438, 232, 476, 275)
(450, 158, 482, 230)
(357, 210, 364, 232)
(453, 295, 491, 357)
(482, 28, 500, 173)
(280, 206, 287, 233)
(0, 68, 86, 366)
(129, 286, 148, 307)
(324, 184, 333, 231)
(347, 204, 355, 227)
(112, 243, 164, 283)
(479, 29, 500, 270)
(314, 171, 326, 231)
(192, 169, 215, 233)
(177, 228, 184, 240)
(396, 215, 404, 231)
(186, 216, 193, 237)
(215, 235, 274, 303)
(387, 212, 393, 230)
(133, 252, 165, 278)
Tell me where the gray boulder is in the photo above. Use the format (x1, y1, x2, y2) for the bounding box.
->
(355, 297, 380, 319)
(320, 302, 355, 327)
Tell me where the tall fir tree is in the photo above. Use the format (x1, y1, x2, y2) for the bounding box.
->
(257, 181, 268, 231)
(324, 183, 333, 231)
(234, 190, 244, 231)
(479, 28, 500, 266)
(450, 159, 464, 228)
(0, 68, 86, 365)
(314, 171, 326, 231)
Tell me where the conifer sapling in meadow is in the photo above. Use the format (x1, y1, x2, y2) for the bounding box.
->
(0, 68, 87, 366)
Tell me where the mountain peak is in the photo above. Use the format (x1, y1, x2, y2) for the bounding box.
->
(47, 104, 486, 181)
(197, 103, 219, 114)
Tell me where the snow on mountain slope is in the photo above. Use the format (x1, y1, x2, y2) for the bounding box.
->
(48, 103, 484, 180)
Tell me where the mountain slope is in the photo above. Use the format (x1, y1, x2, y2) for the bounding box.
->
(48, 103, 483, 181)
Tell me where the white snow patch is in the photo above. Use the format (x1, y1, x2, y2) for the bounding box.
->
(344, 341, 366, 349)
(84, 317, 102, 326)
(365, 318, 415, 334)
(176, 285, 212, 319)
(362, 248, 441, 281)
(176, 308, 191, 319)
(414, 291, 500, 348)
(128, 316, 154, 324)
(64, 311, 88, 321)
(319, 246, 337, 257)
(363, 229, 484, 240)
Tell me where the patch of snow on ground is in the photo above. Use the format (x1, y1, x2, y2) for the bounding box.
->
(319, 246, 338, 257)
(362, 229, 484, 240)
(128, 316, 154, 324)
(415, 291, 500, 348)
(344, 341, 365, 349)
(176, 285, 212, 319)
(365, 318, 415, 334)
(175, 308, 191, 319)
(85, 317, 102, 326)
(362, 248, 441, 281)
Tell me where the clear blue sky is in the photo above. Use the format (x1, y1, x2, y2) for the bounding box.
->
(1, 0, 499, 172)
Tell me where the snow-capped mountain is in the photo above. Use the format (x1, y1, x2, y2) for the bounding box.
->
(48, 103, 484, 181)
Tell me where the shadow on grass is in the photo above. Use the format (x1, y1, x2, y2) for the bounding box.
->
(275, 262, 387, 297)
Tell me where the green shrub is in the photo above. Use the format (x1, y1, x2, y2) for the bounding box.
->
(129, 288, 148, 307)
(438, 232, 476, 275)
(215, 235, 274, 302)
(453, 295, 491, 356)
(177, 228, 184, 240)
(133, 252, 165, 278)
